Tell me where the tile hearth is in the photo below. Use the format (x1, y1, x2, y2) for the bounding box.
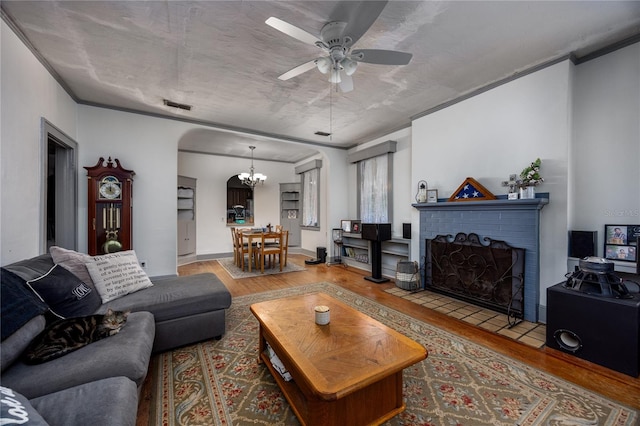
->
(386, 287, 546, 349)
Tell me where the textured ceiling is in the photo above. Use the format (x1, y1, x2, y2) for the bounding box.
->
(3, 1, 640, 162)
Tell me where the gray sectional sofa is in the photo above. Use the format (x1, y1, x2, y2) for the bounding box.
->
(1, 251, 232, 426)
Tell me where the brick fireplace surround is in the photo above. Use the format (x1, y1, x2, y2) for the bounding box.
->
(414, 196, 549, 322)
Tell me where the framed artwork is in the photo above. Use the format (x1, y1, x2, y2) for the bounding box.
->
(341, 220, 352, 233)
(604, 224, 639, 263)
(426, 189, 438, 203)
(447, 177, 496, 202)
(352, 222, 361, 233)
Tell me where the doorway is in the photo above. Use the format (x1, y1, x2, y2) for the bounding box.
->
(42, 119, 78, 252)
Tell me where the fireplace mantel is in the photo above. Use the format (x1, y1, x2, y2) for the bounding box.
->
(412, 197, 548, 211)
(413, 195, 549, 322)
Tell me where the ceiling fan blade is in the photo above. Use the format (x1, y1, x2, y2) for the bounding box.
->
(351, 49, 413, 65)
(265, 17, 320, 46)
(338, 73, 354, 93)
(278, 60, 318, 81)
(330, 1, 388, 45)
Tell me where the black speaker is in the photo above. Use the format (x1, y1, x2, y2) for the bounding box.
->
(317, 247, 327, 263)
(361, 223, 392, 242)
(361, 223, 392, 284)
(568, 230, 597, 259)
(546, 282, 640, 376)
(403, 223, 411, 239)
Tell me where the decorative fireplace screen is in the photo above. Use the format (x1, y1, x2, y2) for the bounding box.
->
(426, 233, 525, 323)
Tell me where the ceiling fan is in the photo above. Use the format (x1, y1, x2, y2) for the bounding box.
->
(266, 1, 412, 93)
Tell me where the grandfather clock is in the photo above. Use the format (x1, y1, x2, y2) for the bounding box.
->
(85, 157, 135, 255)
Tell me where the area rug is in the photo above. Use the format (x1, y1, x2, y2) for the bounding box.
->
(149, 283, 638, 426)
(216, 257, 305, 279)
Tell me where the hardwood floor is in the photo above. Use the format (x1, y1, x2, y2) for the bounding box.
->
(139, 254, 640, 424)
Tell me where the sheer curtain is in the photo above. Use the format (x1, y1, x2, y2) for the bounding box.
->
(302, 168, 319, 227)
(359, 154, 388, 222)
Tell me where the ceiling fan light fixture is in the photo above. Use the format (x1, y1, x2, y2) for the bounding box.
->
(328, 69, 341, 84)
(315, 57, 331, 74)
(342, 58, 358, 76)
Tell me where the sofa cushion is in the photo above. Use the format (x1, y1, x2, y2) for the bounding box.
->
(0, 386, 49, 426)
(0, 315, 46, 373)
(96, 273, 231, 322)
(49, 246, 96, 291)
(0, 311, 155, 399)
(1, 268, 48, 341)
(2, 254, 55, 282)
(30, 377, 138, 426)
(26, 265, 102, 319)
(86, 251, 153, 303)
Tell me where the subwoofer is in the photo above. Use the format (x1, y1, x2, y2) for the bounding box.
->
(546, 282, 640, 376)
(361, 223, 392, 283)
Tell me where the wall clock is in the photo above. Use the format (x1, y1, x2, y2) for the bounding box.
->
(84, 157, 135, 255)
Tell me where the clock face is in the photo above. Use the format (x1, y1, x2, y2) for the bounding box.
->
(99, 176, 122, 200)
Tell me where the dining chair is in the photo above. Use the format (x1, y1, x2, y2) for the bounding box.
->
(230, 227, 239, 266)
(279, 230, 289, 267)
(257, 232, 283, 273)
(235, 229, 253, 271)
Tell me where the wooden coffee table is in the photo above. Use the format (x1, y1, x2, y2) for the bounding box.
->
(250, 292, 428, 426)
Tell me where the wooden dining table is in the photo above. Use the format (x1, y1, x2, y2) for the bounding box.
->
(239, 230, 282, 272)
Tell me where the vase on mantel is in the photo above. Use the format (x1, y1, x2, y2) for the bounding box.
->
(519, 186, 535, 199)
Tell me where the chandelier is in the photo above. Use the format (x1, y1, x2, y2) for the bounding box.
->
(238, 146, 267, 188)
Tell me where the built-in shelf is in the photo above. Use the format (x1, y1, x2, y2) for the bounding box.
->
(178, 176, 196, 260)
(280, 183, 301, 247)
(341, 233, 410, 278)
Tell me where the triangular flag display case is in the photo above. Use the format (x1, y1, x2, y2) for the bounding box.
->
(448, 177, 496, 202)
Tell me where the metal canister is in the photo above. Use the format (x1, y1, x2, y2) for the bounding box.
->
(314, 305, 330, 325)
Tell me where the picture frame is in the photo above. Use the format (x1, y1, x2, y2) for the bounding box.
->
(426, 189, 438, 203)
(341, 220, 352, 233)
(352, 222, 361, 233)
(603, 224, 639, 263)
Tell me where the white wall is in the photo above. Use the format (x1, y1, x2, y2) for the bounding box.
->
(77, 106, 189, 276)
(1, 21, 78, 264)
(571, 43, 640, 273)
(411, 60, 574, 306)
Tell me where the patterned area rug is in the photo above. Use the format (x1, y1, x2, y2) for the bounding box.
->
(150, 283, 638, 426)
(216, 257, 305, 279)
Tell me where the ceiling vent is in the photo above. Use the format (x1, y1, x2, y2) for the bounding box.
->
(163, 99, 192, 111)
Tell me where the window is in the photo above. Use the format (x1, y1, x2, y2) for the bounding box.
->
(296, 159, 322, 230)
(347, 141, 396, 224)
(302, 169, 319, 227)
(358, 154, 390, 222)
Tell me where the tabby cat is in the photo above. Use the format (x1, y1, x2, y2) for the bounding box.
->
(23, 309, 129, 364)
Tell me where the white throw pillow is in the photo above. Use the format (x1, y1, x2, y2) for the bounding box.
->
(85, 250, 152, 303)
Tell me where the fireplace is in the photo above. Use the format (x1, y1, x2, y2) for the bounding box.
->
(426, 232, 525, 323)
(414, 197, 548, 322)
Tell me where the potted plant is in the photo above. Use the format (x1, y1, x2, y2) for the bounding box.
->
(518, 158, 543, 199)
